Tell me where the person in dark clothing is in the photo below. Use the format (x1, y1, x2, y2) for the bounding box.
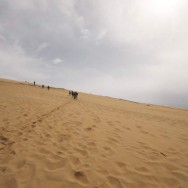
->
(75, 92, 78, 99)
(71, 91, 74, 99)
(34, 81, 35, 86)
(47, 86, 50, 90)
(70, 91, 78, 99)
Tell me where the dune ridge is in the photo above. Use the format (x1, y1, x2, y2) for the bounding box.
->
(0, 78, 188, 188)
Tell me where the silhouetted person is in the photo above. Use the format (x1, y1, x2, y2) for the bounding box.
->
(42, 85, 44, 88)
(34, 81, 35, 86)
(72, 91, 78, 99)
(71, 91, 74, 98)
(75, 92, 78, 99)
(47, 86, 50, 90)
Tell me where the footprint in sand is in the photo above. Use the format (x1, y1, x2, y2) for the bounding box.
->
(114, 127, 121, 132)
(141, 130, 150, 134)
(15, 162, 36, 183)
(161, 162, 179, 171)
(84, 127, 92, 131)
(48, 125, 52, 129)
(107, 121, 113, 126)
(136, 125, 142, 129)
(31, 124, 36, 128)
(124, 127, 131, 131)
(93, 117, 101, 123)
(107, 176, 124, 188)
(74, 171, 89, 185)
(135, 166, 150, 173)
(138, 141, 147, 146)
(37, 119, 42, 123)
(116, 161, 127, 169)
(57, 134, 71, 142)
(55, 151, 64, 155)
(88, 142, 96, 147)
(180, 137, 188, 143)
(103, 146, 112, 151)
(75, 148, 89, 157)
(44, 158, 67, 171)
(2, 118, 8, 123)
(69, 156, 81, 167)
(107, 137, 119, 144)
(11, 159, 26, 169)
(0, 135, 8, 143)
(0, 136, 15, 147)
(103, 146, 114, 155)
(17, 132, 23, 136)
(96, 168, 109, 175)
(39, 147, 50, 155)
(0, 166, 6, 172)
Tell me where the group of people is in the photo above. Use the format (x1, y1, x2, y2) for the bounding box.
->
(42, 85, 50, 90)
(34, 81, 50, 90)
(33, 81, 78, 97)
(69, 90, 78, 99)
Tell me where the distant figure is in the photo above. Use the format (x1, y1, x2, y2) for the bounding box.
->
(71, 91, 74, 97)
(73, 91, 75, 99)
(47, 86, 50, 90)
(72, 91, 78, 99)
(75, 92, 78, 99)
(34, 81, 35, 86)
(42, 85, 44, 88)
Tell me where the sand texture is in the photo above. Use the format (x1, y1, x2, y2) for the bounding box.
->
(0, 78, 188, 188)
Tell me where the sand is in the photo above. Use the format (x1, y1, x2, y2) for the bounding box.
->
(0, 78, 188, 188)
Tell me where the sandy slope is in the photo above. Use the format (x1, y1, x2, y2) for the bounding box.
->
(0, 78, 188, 188)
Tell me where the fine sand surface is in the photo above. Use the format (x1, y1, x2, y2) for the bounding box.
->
(0, 78, 188, 188)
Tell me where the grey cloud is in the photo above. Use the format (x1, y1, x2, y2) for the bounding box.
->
(52, 58, 63, 65)
(36, 43, 49, 53)
(0, 0, 188, 108)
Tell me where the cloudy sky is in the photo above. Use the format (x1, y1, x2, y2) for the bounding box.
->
(0, 0, 188, 108)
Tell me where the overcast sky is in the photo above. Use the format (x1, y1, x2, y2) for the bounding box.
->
(0, 0, 188, 108)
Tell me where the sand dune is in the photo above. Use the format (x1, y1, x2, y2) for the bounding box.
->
(0, 78, 188, 188)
